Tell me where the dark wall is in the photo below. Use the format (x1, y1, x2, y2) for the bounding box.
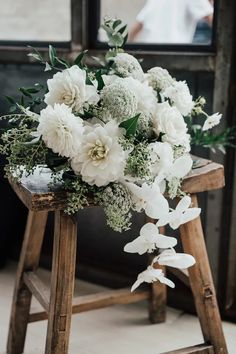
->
(0, 63, 214, 287)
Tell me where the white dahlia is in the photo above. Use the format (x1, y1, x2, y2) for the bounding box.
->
(112, 53, 144, 81)
(146, 67, 174, 91)
(71, 121, 126, 186)
(153, 102, 188, 147)
(163, 81, 194, 116)
(37, 103, 84, 158)
(44, 65, 99, 112)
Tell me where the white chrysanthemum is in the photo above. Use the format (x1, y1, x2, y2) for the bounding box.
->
(202, 113, 222, 131)
(163, 81, 194, 116)
(153, 101, 188, 146)
(112, 53, 144, 81)
(44, 65, 99, 112)
(71, 121, 126, 186)
(100, 78, 138, 123)
(37, 104, 84, 158)
(146, 67, 174, 91)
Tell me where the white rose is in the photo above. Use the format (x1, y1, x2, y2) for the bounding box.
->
(71, 121, 126, 186)
(163, 81, 194, 116)
(44, 65, 99, 112)
(153, 102, 188, 146)
(37, 103, 84, 158)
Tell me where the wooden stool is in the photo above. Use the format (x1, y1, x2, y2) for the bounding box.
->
(6, 157, 228, 354)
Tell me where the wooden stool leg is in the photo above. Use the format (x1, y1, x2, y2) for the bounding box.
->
(180, 194, 228, 354)
(45, 211, 77, 354)
(149, 264, 167, 323)
(7, 210, 48, 354)
(148, 220, 166, 324)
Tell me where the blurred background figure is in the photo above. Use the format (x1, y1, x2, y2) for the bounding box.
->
(128, 0, 214, 43)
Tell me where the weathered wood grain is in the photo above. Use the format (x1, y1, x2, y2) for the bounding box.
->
(180, 195, 228, 354)
(162, 343, 214, 354)
(7, 211, 48, 354)
(45, 211, 77, 354)
(28, 288, 150, 323)
(23, 272, 50, 312)
(8, 157, 224, 211)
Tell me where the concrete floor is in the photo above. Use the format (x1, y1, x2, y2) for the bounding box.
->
(0, 263, 235, 354)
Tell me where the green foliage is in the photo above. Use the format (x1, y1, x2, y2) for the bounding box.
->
(101, 18, 128, 48)
(190, 126, 236, 153)
(119, 114, 140, 138)
(63, 176, 90, 215)
(28, 45, 70, 71)
(74, 50, 88, 68)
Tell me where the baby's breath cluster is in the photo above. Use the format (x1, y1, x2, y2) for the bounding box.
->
(95, 183, 132, 232)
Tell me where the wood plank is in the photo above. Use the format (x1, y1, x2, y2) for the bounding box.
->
(45, 211, 78, 354)
(8, 157, 224, 211)
(162, 343, 214, 354)
(28, 288, 150, 323)
(7, 211, 48, 354)
(180, 195, 228, 354)
(23, 272, 49, 312)
(167, 267, 190, 288)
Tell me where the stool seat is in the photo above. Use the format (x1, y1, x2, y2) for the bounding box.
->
(6, 155, 228, 354)
(9, 156, 225, 212)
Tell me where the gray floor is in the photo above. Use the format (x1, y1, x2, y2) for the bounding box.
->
(0, 263, 235, 354)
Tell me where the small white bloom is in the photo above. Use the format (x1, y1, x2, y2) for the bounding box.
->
(165, 154, 193, 181)
(146, 67, 174, 91)
(100, 78, 138, 122)
(112, 53, 144, 81)
(148, 141, 174, 177)
(154, 249, 195, 269)
(45, 65, 99, 112)
(37, 103, 84, 158)
(202, 113, 222, 131)
(163, 81, 194, 116)
(124, 181, 169, 219)
(156, 195, 201, 229)
(124, 222, 177, 255)
(153, 101, 188, 146)
(71, 121, 126, 186)
(131, 266, 175, 292)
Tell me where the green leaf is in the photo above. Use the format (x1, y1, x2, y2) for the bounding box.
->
(5, 96, 16, 105)
(95, 69, 105, 90)
(49, 45, 57, 66)
(19, 87, 33, 98)
(55, 57, 70, 68)
(74, 50, 88, 67)
(119, 114, 140, 137)
(46, 151, 68, 170)
(112, 19, 122, 29)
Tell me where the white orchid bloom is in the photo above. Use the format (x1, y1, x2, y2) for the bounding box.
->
(153, 249, 195, 269)
(202, 113, 222, 131)
(131, 266, 175, 292)
(124, 181, 169, 219)
(124, 223, 177, 255)
(156, 196, 201, 229)
(165, 154, 193, 181)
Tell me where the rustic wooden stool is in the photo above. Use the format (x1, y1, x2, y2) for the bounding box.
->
(6, 157, 228, 354)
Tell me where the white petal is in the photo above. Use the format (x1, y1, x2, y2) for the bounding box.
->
(171, 155, 193, 179)
(155, 234, 177, 249)
(140, 223, 159, 238)
(131, 279, 143, 292)
(157, 250, 196, 269)
(158, 274, 175, 288)
(176, 196, 192, 212)
(124, 237, 147, 255)
(180, 208, 201, 224)
(145, 194, 169, 219)
(156, 210, 180, 227)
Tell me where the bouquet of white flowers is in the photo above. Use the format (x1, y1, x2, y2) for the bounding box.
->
(0, 19, 234, 291)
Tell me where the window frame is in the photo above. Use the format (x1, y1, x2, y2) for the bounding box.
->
(87, 0, 218, 53)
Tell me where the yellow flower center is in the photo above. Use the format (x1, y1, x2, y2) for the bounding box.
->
(88, 140, 108, 161)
